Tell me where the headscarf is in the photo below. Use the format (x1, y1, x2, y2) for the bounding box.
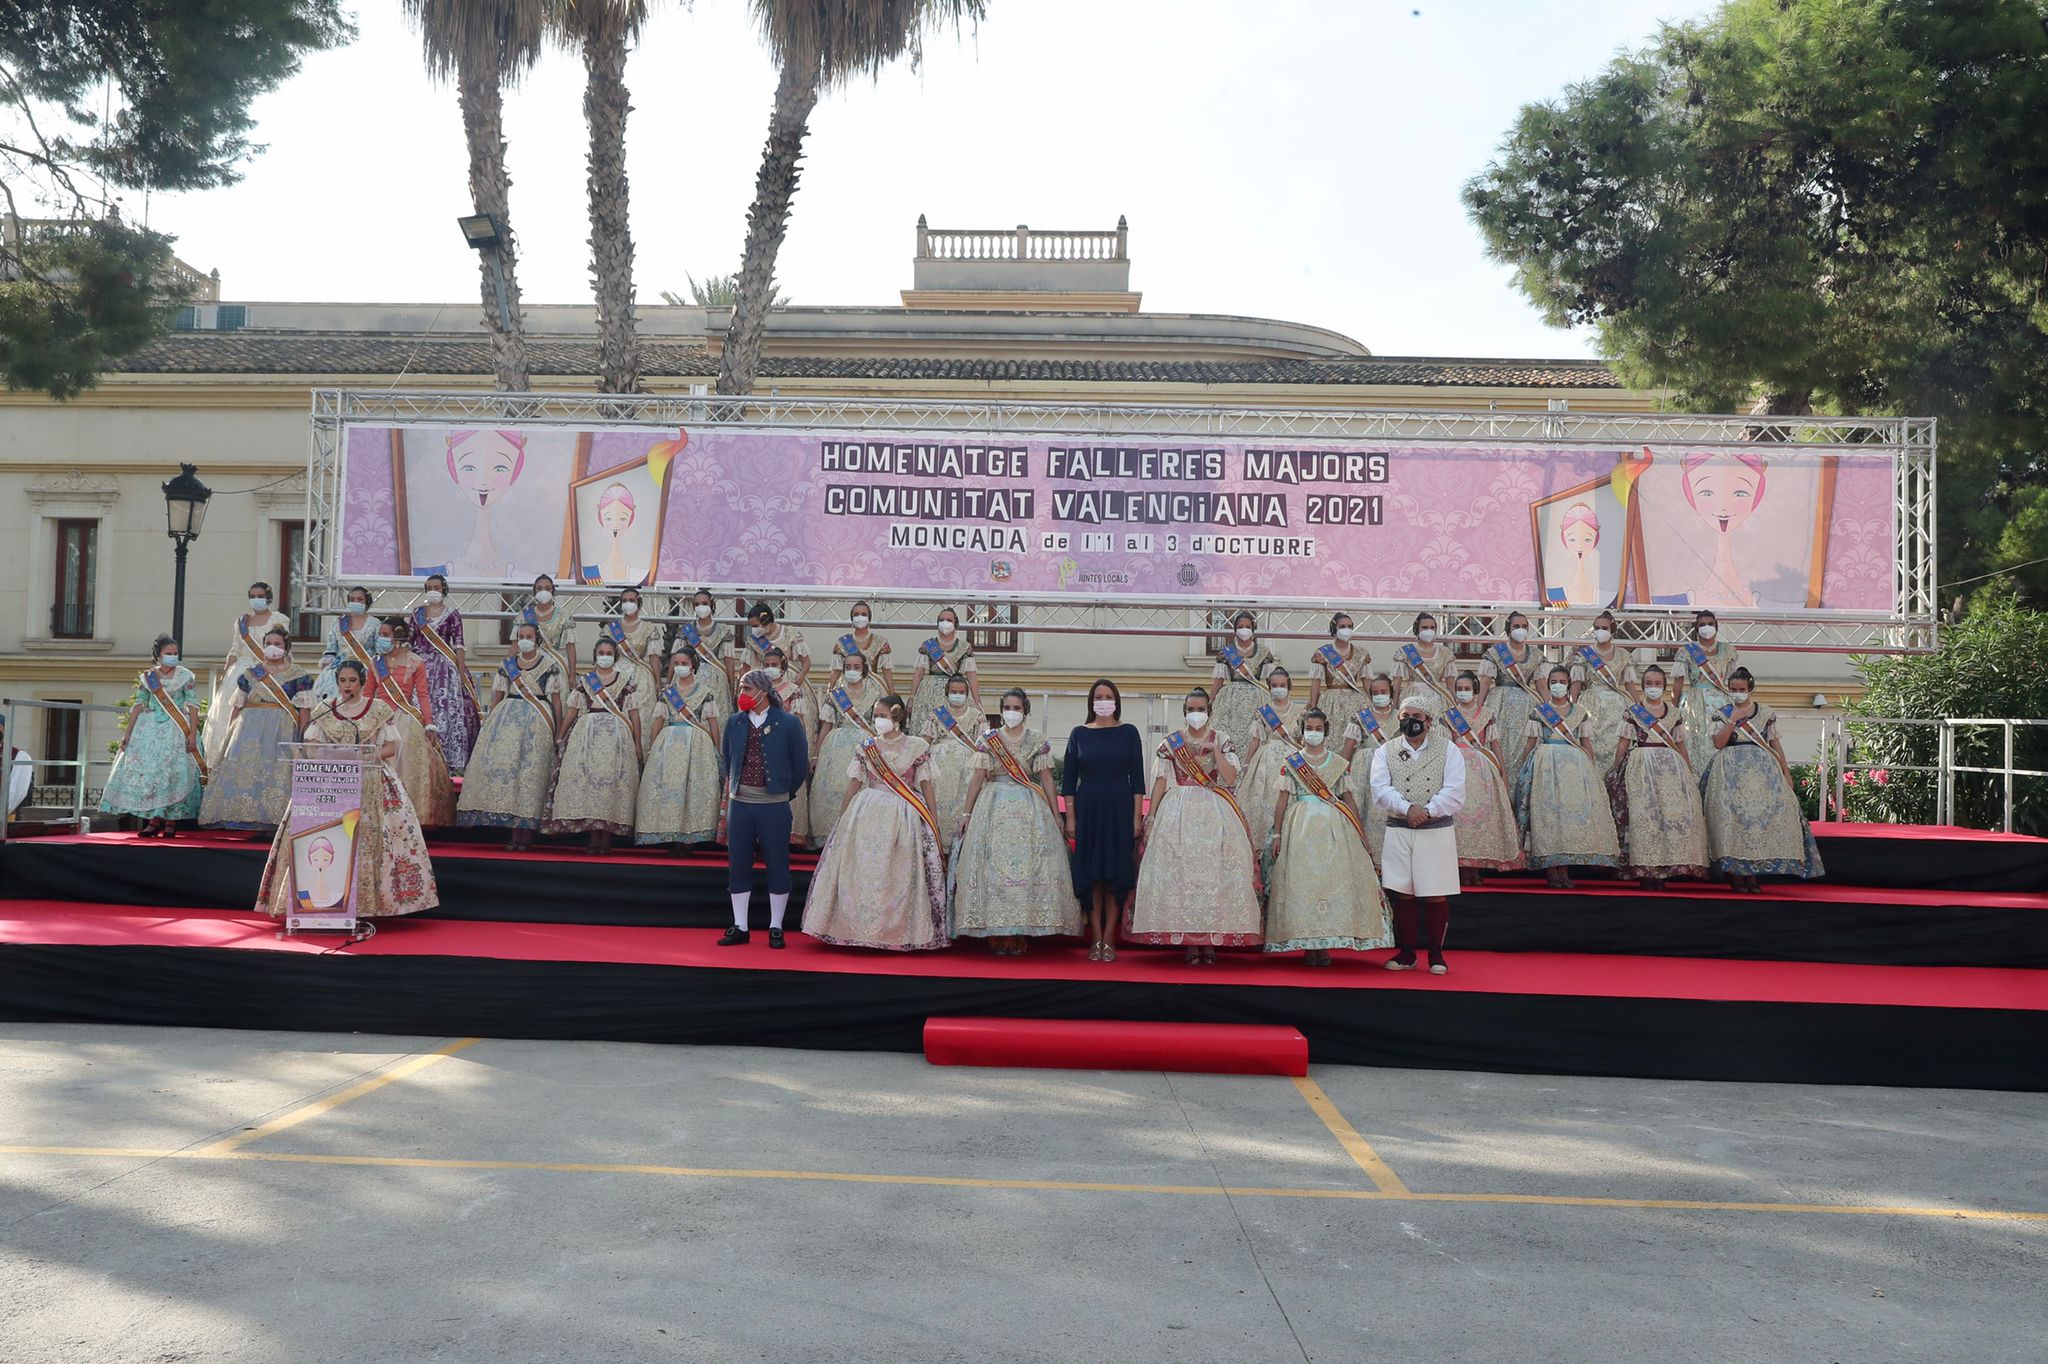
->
(740, 669, 783, 710)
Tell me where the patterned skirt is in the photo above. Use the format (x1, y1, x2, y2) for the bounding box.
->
(456, 704, 557, 831)
(258, 767, 439, 918)
(1700, 744, 1826, 878)
(634, 722, 722, 845)
(1513, 742, 1620, 869)
(544, 714, 640, 836)
(199, 707, 297, 830)
(1265, 798, 1390, 953)
(1452, 742, 1523, 870)
(1126, 785, 1263, 946)
(1607, 745, 1709, 878)
(950, 782, 1083, 937)
(803, 788, 950, 950)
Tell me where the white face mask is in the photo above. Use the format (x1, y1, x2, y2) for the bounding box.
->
(765, 666, 784, 681)
(949, 694, 969, 709)
(844, 669, 863, 683)
(1269, 686, 1289, 701)
(1455, 690, 1475, 703)
(160, 654, 181, 668)
(1509, 627, 1529, 643)
(248, 597, 270, 612)
(873, 716, 896, 735)
(349, 602, 369, 616)
(1092, 699, 1117, 718)
(1235, 626, 1254, 642)
(1001, 709, 1024, 729)
(621, 602, 639, 617)
(1185, 711, 1209, 730)
(937, 620, 956, 635)
(694, 605, 713, 620)
(1335, 627, 1353, 642)
(518, 639, 538, 655)
(1593, 628, 1612, 644)
(1303, 730, 1327, 747)
(596, 656, 617, 670)
(1698, 624, 1717, 640)
(534, 590, 554, 606)
(1643, 685, 1665, 700)
(851, 615, 870, 629)
(1550, 682, 1570, 699)
(424, 591, 444, 606)
(263, 645, 286, 661)
(1730, 691, 1751, 704)
(1371, 694, 1390, 708)
(673, 662, 693, 677)
(1418, 628, 1436, 643)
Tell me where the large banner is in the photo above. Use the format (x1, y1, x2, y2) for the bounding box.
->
(336, 423, 1897, 612)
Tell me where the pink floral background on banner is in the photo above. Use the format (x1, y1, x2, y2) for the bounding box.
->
(337, 424, 1895, 611)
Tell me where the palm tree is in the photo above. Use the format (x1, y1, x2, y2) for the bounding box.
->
(716, 0, 985, 396)
(405, 0, 549, 392)
(554, 0, 648, 394)
(660, 272, 791, 308)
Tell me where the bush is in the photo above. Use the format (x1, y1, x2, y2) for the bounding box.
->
(1843, 592, 2048, 834)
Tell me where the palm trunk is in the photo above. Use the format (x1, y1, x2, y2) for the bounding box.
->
(582, 23, 639, 395)
(716, 59, 820, 397)
(457, 58, 531, 393)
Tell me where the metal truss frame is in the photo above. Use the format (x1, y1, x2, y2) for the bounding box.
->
(307, 390, 1938, 656)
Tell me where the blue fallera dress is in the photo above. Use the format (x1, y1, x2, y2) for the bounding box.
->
(1061, 722, 1146, 898)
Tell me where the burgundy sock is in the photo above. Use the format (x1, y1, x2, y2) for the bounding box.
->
(1424, 899, 1451, 959)
(1392, 898, 1419, 962)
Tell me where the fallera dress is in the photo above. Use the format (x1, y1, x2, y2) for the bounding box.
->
(803, 735, 950, 950)
(200, 662, 315, 830)
(950, 728, 1084, 939)
(1444, 705, 1523, 871)
(1608, 704, 1709, 880)
(920, 699, 985, 849)
(1699, 701, 1825, 879)
(809, 675, 884, 845)
(1209, 642, 1280, 762)
(455, 657, 564, 831)
(99, 666, 204, 822)
(202, 608, 290, 767)
(907, 635, 976, 737)
(543, 671, 641, 836)
(1513, 702, 1621, 870)
(634, 674, 723, 846)
(1126, 731, 1262, 947)
(1265, 746, 1392, 953)
(409, 605, 480, 771)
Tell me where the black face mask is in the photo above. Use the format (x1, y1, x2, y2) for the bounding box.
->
(1400, 717, 1427, 738)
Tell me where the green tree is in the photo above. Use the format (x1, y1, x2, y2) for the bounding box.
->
(1839, 592, 2048, 834)
(659, 271, 789, 308)
(405, 0, 549, 393)
(0, 0, 353, 397)
(553, 0, 648, 395)
(1463, 0, 2048, 603)
(716, 0, 983, 397)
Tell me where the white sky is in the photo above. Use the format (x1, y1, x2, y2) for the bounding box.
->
(147, 0, 1718, 359)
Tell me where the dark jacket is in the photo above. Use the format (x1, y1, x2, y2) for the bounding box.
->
(720, 707, 810, 797)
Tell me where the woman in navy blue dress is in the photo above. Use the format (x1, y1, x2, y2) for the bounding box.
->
(1063, 678, 1147, 961)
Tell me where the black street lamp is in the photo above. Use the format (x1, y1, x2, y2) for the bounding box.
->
(161, 463, 212, 645)
(457, 211, 515, 332)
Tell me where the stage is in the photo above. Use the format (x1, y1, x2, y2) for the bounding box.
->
(2, 824, 2045, 1089)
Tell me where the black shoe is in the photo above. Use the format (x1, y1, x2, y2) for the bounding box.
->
(716, 927, 750, 946)
(768, 928, 786, 950)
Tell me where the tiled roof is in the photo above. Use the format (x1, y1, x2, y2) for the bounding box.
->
(117, 332, 1621, 388)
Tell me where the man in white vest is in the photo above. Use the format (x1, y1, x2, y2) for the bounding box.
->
(1369, 692, 1466, 975)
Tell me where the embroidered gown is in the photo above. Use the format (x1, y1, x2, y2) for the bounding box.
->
(809, 675, 884, 845)
(1341, 703, 1399, 867)
(314, 615, 378, 701)
(634, 673, 723, 846)
(410, 605, 480, 770)
(377, 655, 457, 829)
(1209, 643, 1279, 764)
(1445, 706, 1523, 871)
(1266, 746, 1392, 953)
(455, 658, 564, 831)
(203, 608, 290, 767)
(1479, 642, 1542, 756)
(608, 616, 666, 730)
(951, 729, 1084, 939)
(100, 667, 204, 822)
(907, 635, 976, 736)
(1678, 637, 1741, 771)
(1513, 702, 1621, 869)
(803, 735, 950, 950)
(1392, 640, 1459, 712)
(1239, 698, 1304, 861)
(1311, 644, 1374, 739)
(543, 671, 641, 836)
(1126, 732, 1262, 946)
(1570, 643, 1639, 769)
(1699, 701, 1825, 878)
(774, 678, 813, 845)
(257, 698, 439, 919)
(829, 631, 895, 691)
(200, 663, 315, 829)
(920, 698, 985, 851)
(1608, 705, 1709, 879)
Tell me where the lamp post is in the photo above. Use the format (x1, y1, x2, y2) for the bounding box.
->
(457, 211, 515, 332)
(161, 463, 212, 645)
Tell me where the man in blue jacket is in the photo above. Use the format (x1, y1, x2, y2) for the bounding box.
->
(717, 668, 810, 947)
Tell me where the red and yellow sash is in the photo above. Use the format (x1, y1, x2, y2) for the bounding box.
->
(141, 670, 208, 783)
(1282, 750, 1367, 847)
(984, 729, 1056, 817)
(341, 631, 384, 700)
(859, 738, 943, 844)
(411, 608, 480, 707)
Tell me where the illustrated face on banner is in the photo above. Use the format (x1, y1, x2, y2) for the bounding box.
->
(291, 826, 355, 909)
(1533, 484, 1627, 609)
(1634, 451, 1831, 611)
(449, 429, 524, 508)
(390, 425, 577, 581)
(573, 463, 661, 585)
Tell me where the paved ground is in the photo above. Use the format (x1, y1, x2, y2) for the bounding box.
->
(0, 1025, 2043, 1363)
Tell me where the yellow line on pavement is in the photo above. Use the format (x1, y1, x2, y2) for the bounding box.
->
(192, 1037, 481, 1156)
(1292, 1075, 1410, 1194)
(5, 1143, 2043, 1222)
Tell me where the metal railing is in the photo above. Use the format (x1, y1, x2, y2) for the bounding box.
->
(0, 697, 126, 840)
(1815, 715, 2048, 833)
(916, 217, 1128, 262)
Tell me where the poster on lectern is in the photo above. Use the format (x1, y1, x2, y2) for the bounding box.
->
(333, 422, 1898, 612)
(284, 751, 364, 934)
